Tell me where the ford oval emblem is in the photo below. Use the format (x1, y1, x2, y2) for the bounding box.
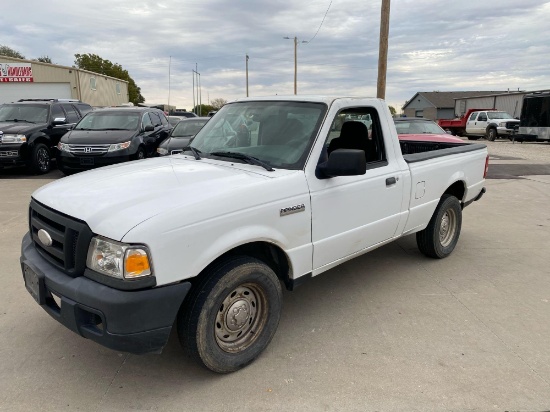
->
(37, 229, 53, 247)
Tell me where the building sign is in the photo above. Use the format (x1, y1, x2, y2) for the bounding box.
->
(0, 63, 34, 82)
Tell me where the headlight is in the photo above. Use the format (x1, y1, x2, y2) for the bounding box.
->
(1, 134, 26, 144)
(499, 122, 507, 127)
(86, 236, 152, 279)
(157, 147, 169, 156)
(57, 142, 70, 152)
(108, 141, 131, 152)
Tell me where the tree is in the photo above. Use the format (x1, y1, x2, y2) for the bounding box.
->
(74, 53, 145, 105)
(34, 56, 53, 64)
(0, 45, 25, 59)
(192, 104, 214, 116)
(210, 98, 227, 110)
(388, 105, 397, 116)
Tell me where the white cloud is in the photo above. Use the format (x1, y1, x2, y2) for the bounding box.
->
(1, 0, 549, 110)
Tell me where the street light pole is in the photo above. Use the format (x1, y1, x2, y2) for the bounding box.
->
(246, 54, 250, 97)
(293, 36, 297, 95)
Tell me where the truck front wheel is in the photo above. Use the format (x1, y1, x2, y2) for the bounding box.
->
(178, 256, 283, 373)
(416, 195, 462, 259)
(486, 128, 497, 141)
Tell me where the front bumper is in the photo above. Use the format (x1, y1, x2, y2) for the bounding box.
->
(0, 144, 26, 167)
(58, 149, 133, 171)
(20, 232, 191, 354)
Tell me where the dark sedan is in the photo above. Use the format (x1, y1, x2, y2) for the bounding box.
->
(157, 117, 209, 156)
(57, 107, 172, 174)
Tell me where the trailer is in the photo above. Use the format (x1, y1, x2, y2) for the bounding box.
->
(513, 92, 550, 142)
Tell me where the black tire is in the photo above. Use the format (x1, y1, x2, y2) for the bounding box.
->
(178, 256, 283, 373)
(486, 128, 497, 141)
(133, 146, 146, 160)
(416, 195, 462, 259)
(29, 143, 51, 174)
(467, 136, 481, 141)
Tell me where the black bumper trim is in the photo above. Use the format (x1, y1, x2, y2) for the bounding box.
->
(21, 232, 191, 354)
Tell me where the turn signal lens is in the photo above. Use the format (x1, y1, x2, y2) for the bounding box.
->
(124, 249, 151, 278)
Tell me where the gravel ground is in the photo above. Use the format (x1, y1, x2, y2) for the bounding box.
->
(477, 138, 550, 163)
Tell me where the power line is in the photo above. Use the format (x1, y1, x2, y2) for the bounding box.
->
(307, 0, 333, 43)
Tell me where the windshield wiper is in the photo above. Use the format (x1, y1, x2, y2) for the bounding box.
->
(96, 128, 129, 131)
(210, 151, 274, 172)
(1, 119, 35, 123)
(181, 145, 202, 160)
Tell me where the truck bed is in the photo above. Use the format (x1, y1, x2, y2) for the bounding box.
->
(399, 140, 482, 157)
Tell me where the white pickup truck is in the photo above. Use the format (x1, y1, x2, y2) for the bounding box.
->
(465, 110, 520, 141)
(21, 96, 488, 373)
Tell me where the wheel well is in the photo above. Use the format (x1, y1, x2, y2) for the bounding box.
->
(191, 242, 293, 290)
(443, 181, 465, 203)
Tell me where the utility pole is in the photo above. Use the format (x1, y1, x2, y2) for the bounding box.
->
(192, 69, 195, 114)
(284, 36, 307, 95)
(246, 54, 249, 97)
(377, 0, 391, 99)
(198, 72, 202, 116)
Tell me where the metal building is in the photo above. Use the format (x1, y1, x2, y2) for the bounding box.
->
(453, 90, 550, 118)
(0, 55, 129, 106)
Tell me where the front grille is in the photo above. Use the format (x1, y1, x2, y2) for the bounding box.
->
(505, 121, 520, 130)
(29, 199, 93, 277)
(67, 144, 111, 155)
(0, 150, 19, 157)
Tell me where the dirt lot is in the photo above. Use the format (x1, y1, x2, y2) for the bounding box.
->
(1, 140, 549, 411)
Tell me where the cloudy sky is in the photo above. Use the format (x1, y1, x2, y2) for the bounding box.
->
(1, 0, 549, 111)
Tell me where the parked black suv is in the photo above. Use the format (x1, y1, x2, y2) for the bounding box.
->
(0, 99, 93, 174)
(57, 107, 172, 175)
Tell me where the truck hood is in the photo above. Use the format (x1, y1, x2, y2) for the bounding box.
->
(32, 157, 289, 240)
(0, 121, 40, 134)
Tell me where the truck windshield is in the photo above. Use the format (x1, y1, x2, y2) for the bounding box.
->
(190, 101, 327, 170)
(487, 112, 514, 120)
(0, 104, 48, 123)
(75, 112, 140, 131)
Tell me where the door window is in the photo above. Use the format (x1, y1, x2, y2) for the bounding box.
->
(469, 112, 478, 121)
(477, 112, 487, 121)
(50, 104, 65, 122)
(142, 113, 153, 129)
(323, 107, 387, 169)
(149, 111, 162, 126)
(61, 104, 80, 123)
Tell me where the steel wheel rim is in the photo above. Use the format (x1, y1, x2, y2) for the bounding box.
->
(215, 283, 268, 353)
(138, 150, 145, 159)
(439, 208, 457, 247)
(37, 148, 50, 171)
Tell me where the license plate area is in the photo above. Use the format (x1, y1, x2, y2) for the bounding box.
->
(23, 264, 46, 304)
(80, 157, 94, 166)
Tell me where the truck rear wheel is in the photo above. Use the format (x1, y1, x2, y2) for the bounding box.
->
(416, 195, 462, 259)
(178, 256, 283, 373)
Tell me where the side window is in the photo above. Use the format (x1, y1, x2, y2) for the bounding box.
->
(116, 82, 121, 95)
(76, 103, 92, 116)
(50, 104, 65, 122)
(159, 112, 169, 126)
(324, 107, 387, 167)
(90, 77, 96, 91)
(149, 111, 162, 126)
(469, 112, 478, 121)
(477, 112, 487, 121)
(61, 104, 80, 123)
(142, 113, 153, 129)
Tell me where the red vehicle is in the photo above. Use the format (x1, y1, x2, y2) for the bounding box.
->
(438, 108, 494, 137)
(394, 117, 464, 143)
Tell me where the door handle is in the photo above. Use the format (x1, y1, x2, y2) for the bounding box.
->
(386, 177, 397, 186)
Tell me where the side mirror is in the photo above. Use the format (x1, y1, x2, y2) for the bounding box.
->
(144, 124, 155, 132)
(52, 117, 67, 126)
(317, 149, 366, 179)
